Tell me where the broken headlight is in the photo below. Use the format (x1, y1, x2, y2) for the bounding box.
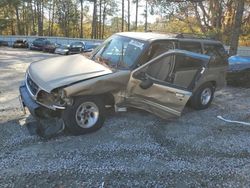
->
(37, 89, 73, 109)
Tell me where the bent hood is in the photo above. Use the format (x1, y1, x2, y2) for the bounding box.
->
(28, 54, 112, 92)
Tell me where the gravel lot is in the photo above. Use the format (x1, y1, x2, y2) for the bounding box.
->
(1, 47, 250, 187)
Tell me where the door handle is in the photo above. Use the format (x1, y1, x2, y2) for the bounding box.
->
(175, 93, 185, 98)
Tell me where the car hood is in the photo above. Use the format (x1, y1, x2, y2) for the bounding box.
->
(28, 54, 112, 92)
(228, 56, 250, 72)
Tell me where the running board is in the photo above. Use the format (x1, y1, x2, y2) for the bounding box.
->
(115, 106, 127, 112)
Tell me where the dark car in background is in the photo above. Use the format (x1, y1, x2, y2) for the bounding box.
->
(0, 40, 8, 47)
(13, 39, 29, 48)
(43, 42, 61, 53)
(68, 41, 86, 54)
(55, 44, 70, 55)
(30, 38, 51, 51)
(85, 42, 102, 52)
(227, 55, 250, 86)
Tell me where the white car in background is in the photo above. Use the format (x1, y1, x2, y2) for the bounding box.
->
(54, 44, 70, 55)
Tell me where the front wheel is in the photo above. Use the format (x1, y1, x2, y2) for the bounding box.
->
(190, 83, 215, 110)
(62, 97, 105, 135)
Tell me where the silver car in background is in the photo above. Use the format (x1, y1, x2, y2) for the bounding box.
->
(54, 44, 70, 55)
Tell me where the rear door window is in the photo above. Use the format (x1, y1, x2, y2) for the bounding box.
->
(179, 41, 202, 54)
(171, 54, 204, 89)
(146, 53, 205, 90)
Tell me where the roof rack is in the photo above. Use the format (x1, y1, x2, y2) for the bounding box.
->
(175, 33, 215, 40)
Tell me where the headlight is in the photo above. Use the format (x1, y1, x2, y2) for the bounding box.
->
(57, 89, 73, 106)
(37, 89, 73, 108)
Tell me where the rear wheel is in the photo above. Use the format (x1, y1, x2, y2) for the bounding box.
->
(190, 83, 215, 110)
(62, 97, 105, 135)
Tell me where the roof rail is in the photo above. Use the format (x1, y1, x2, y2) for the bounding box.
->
(175, 33, 215, 40)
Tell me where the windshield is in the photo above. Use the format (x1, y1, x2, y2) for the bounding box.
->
(92, 35, 146, 70)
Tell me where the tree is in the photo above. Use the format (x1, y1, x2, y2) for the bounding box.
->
(80, 0, 84, 38)
(229, 0, 245, 55)
(99, 0, 102, 38)
(127, 0, 130, 31)
(144, 0, 148, 31)
(122, 0, 124, 31)
(133, 0, 139, 30)
(36, 0, 44, 36)
(90, 0, 97, 38)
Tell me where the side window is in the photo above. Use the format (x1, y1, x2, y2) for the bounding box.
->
(174, 54, 203, 71)
(203, 43, 228, 66)
(146, 55, 174, 82)
(179, 41, 202, 54)
(172, 54, 203, 89)
(144, 53, 204, 89)
(148, 42, 174, 61)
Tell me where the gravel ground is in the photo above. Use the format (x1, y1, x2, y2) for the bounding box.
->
(1, 47, 250, 187)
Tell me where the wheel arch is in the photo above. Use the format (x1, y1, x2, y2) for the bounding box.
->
(194, 80, 216, 93)
(73, 92, 115, 107)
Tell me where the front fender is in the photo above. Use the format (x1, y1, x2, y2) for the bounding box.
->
(63, 70, 131, 97)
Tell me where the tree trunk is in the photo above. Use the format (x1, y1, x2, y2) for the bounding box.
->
(102, 5, 106, 39)
(135, 0, 138, 31)
(99, 0, 102, 39)
(15, 5, 21, 35)
(91, 0, 97, 39)
(48, 0, 52, 36)
(193, 3, 207, 33)
(31, 0, 36, 35)
(80, 0, 83, 38)
(50, 0, 55, 36)
(37, 0, 43, 36)
(122, 0, 124, 32)
(229, 0, 245, 56)
(127, 0, 130, 31)
(144, 0, 148, 31)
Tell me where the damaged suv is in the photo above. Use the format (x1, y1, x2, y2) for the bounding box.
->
(19, 32, 228, 136)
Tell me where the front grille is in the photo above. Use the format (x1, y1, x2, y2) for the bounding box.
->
(26, 74, 39, 95)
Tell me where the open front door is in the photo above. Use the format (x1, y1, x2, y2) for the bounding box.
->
(125, 50, 210, 119)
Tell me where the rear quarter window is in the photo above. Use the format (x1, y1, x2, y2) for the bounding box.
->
(203, 43, 228, 66)
(179, 41, 202, 54)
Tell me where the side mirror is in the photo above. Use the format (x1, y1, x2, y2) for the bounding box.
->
(139, 78, 153, 89)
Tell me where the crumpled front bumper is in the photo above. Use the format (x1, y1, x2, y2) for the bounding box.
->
(19, 82, 40, 117)
(19, 82, 65, 137)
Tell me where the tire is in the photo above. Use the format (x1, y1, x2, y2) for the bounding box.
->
(62, 96, 105, 135)
(190, 82, 215, 110)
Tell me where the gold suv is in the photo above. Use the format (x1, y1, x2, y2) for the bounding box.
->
(19, 32, 228, 136)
